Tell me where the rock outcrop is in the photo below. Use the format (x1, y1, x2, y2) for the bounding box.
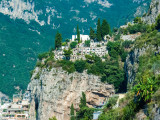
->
(125, 45, 158, 90)
(28, 67, 114, 120)
(142, 0, 160, 24)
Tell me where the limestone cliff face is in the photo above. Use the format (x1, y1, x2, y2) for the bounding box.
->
(125, 45, 157, 90)
(28, 67, 114, 120)
(143, 0, 160, 24)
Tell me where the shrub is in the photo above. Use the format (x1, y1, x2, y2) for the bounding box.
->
(38, 52, 49, 60)
(84, 40, 90, 47)
(74, 60, 86, 73)
(122, 41, 134, 48)
(63, 48, 72, 60)
(57, 60, 75, 73)
(49, 116, 57, 120)
(36, 61, 43, 67)
(62, 42, 67, 46)
(70, 42, 78, 49)
(105, 95, 119, 109)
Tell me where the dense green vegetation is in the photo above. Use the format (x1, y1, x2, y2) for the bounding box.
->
(75, 92, 94, 120)
(74, 60, 86, 73)
(34, 14, 160, 120)
(97, 18, 102, 41)
(55, 31, 62, 49)
(92, 18, 111, 41)
(63, 48, 72, 60)
(98, 15, 160, 119)
(49, 116, 57, 120)
(84, 40, 90, 47)
(89, 27, 96, 40)
(70, 104, 75, 120)
(77, 25, 80, 43)
(104, 95, 119, 109)
(70, 41, 78, 49)
(101, 19, 111, 38)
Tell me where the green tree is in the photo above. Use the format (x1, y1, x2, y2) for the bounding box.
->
(97, 18, 102, 41)
(70, 104, 75, 120)
(155, 14, 160, 30)
(134, 17, 142, 24)
(70, 42, 78, 49)
(107, 41, 121, 59)
(89, 27, 96, 40)
(49, 116, 57, 120)
(74, 60, 86, 73)
(101, 19, 111, 39)
(79, 92, 87, 109)
(63, 48, 72, 60)
(134, 78, 155, 102)
(77, 25, 80, 43)
(55, 31, 62, 49)
(76, 92, 94, 120)
(84, 40, 90, 47)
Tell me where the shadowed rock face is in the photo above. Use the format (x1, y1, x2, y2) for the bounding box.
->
(125, 45, 159, 90)
(28, 67, 115, 120)
(143, 0, 160, 24)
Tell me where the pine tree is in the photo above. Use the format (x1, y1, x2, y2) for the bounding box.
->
(97, 18, 102, 41)
(89, 27, 96, 40)
(101, 19, 111, 39)
(79, 92, 86, 109)
(77, 25, 80, 43)
(70, 104, 75, 120)
(55, 31, 62, 49)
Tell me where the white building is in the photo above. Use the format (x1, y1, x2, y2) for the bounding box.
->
(72, 34, 90, 43)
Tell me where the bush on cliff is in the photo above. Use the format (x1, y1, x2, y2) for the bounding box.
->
(74, 60, 86, 73)
(76, 92, 94, 120)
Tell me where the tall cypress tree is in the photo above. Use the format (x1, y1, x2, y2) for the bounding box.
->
(79, 92, 86, 109)
(55, 31, 62, 49)
(77, 25, 80, 43)
(97, 18, 102, 41)
(101, 19, 111, 39)
(70, 104, 75, 120)
(89, 27, 96, 40)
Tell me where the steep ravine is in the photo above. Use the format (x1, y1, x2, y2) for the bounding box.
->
(28, 67, 115, 120)
(125, 45, 158, 90)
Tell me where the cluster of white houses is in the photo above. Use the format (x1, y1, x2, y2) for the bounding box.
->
(0, 91, 31, 120)
(54, 34, 109, 61)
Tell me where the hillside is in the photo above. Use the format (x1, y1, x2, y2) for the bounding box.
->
(0, 0, 151, 97)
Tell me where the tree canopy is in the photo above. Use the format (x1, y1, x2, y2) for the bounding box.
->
(74, 60, 86, 73)
(70, 42, 78, 49)
(55, 31, 62, 49)
(63, 48, 72, 60)
(101, 19, 111, 38)
(77, 25, 80, 43)
(97, 18, 102, 41)
(89, 27, 96, 40)
(70, 104, 75, 120)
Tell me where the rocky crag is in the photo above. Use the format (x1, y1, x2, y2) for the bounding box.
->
(28, 67, 114, 120)
(125, 45, 159, 90)
(143, 0, 160, 24)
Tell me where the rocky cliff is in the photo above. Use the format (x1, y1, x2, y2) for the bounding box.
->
(143, 0, 160, 24)
(28, 66, 115, 120)
(125, 45, 158, 90)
